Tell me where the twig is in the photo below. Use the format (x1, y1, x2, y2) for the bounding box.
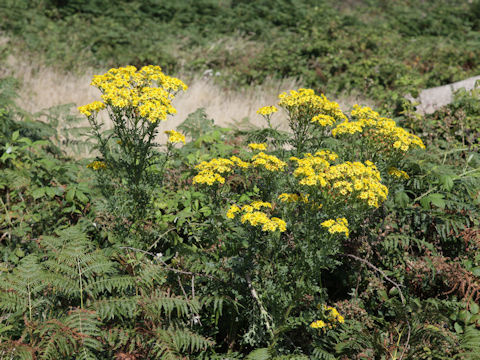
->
(246, 273, 274, 339)
(341, 253, 405, 304)
(341, 253, 411, 359)
(119, 246, 217, 280)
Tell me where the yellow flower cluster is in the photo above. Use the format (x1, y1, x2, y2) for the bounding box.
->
(278, 88, 347, 123)
(193, 151, 288, 185)
(332, 105, 426, 152)
(78, 101, 105, 117)
(321, 218, 349, 237)
(165, 130, 186, 144)
(310, 320, 327, 329)
(230, 156, 250, 169)
(291, 155, 388, 208)
(388, 167, 410, 179)
(311, 114, 336, 127)
(227, 201, 286, 232)
(257, 106, 278, 116)
(278, 193, 309, 203)
(248, 143, 268, 151)
(80, 65, 187, 123)
(192, 158, 235, 185)
(87, 161, 106, 170)
(251, 152, 287, 172)
(310, 305, 345, 330)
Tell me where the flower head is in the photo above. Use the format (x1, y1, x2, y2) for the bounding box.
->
(248, 143, 267, 151)
(165, 130, 186, 144)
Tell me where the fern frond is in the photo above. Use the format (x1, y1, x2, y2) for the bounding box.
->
(455, 325, 480, 359)
(0, 254, 48, 319)
(92, 296, 138, 321)
(246, 347, 270, 360)
(34, 308, 102, 360)
(140, 290, 201, 321)
(151, 326, 212, 359)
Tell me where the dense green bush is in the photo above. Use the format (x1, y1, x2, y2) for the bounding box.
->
(3, 65, 479, 358)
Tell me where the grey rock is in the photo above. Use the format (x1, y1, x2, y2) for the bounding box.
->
(408, 75, 480, 114)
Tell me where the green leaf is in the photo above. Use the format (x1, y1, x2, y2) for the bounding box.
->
(471, 303, 480, 315)
(439, 174, 454, 191)
(246, 348, 270, 360)
(66, 188, 76, 202)
(420, 193, 445, 209)
(471, 267, 480, 277)
(45, 187, 56, 198)
(12, 130, 19, 141)
(76, 190, 89, 204)
(31, 187, 46, 200)
(394, 191, 410, 207)
(454, 322, 464, 334)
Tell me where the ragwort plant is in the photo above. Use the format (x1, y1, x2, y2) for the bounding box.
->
(79, 65, 187, 245)
(77, 67, 429, 356)
(190, 88, 425, 353)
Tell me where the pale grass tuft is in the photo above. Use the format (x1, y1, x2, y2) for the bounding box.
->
(3, 53, 372, 155)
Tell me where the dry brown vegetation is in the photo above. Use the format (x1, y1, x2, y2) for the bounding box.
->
(2, 49, 372, 145)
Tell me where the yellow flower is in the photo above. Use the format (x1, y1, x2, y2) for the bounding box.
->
(310, 320, 327, 329)
(388, 167, 410, 179)
(321, 218, 349, 237)
(87, 160, 106, 170)
(251, 152, 287, 172)
(278, 89, 347, 123)
(78, 101, 105, 117)
(257, 106, 278, 116)
(230, 156, 250, 168)
(226, 204, 241, 219)
(311, 114, 336, 127)
(88, 65, 187, 123)
(248, 143, 268, 151)
(228, 200, 286, 232)
(331, 105, 425, 152)
(165, 130, 186, 144)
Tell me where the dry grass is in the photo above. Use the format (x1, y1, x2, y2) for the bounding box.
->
(3, 52, 372, 153)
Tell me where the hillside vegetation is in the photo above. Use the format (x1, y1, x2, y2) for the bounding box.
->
(0, 1, 480, 359)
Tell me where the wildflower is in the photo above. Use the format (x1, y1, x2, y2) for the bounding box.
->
(388, 167, 409, 179)
(311, 114, 336, 127)
(230, 156, 250, 168)
(291, 156, 388, 208)
(87, 161, 106, 170)
(332, 105, 425, 152)
(278, 89, 347, 123)
(278, 193, 300, 203)
(193, 158, 235, 185)
(226, 204, 241, 219)
(248, 143, 268, 151)
(86, 65, 187, 123)
(257, 106, 278, 116)
(78, 101, 105, 117)
(165, 130, 186, 144)
(321, 218, 349, 237)
(310, 320, 327, 329)
(228, 200, 286, 233)
(251, 152, 287, 172)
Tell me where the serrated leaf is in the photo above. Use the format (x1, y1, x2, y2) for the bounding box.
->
(66, 188, 76, 202)
(31, 187, 46, 200)
(454, 322, 464, 334)
(76, 190, 88, 204)
(45, 187, 56, 198)
(246, 348, 270, 360)
(395, 191, 409, 207)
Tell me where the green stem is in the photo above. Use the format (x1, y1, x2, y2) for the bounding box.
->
(77, 258, 83, 309)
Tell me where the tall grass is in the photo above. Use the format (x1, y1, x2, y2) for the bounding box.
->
(3, 52, 372, 145)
